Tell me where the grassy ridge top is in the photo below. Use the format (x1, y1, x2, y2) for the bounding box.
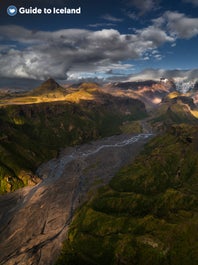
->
(56, 124, 198, 265)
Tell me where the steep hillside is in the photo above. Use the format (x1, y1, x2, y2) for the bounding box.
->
(0, 94, 147, 194)
(56, 124, 198, 265)
(151, 93, 198, 130)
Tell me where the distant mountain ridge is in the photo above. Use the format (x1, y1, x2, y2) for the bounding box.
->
(111, 79, 176, 91)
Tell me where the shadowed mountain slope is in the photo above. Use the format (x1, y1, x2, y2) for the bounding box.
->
(56, 124, 198, 265)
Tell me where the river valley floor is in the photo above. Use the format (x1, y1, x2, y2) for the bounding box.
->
(0, 133, 153, 265)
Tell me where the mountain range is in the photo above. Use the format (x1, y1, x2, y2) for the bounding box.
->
(0, 77, 198, 265)
(0, 76, 198, 194)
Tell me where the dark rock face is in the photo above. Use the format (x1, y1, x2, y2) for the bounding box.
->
(186, 81, 198, 92)
(193, 81, 198, 92)
(163, 95, 196, 109)
(177, 96, 196, 109)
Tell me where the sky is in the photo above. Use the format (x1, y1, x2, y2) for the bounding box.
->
(0, 0, 198, 89)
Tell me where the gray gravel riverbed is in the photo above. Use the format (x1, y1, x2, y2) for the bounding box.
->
(0, 133, 153, 265)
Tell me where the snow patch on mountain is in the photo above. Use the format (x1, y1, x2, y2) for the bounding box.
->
(174, 79, 195, 93)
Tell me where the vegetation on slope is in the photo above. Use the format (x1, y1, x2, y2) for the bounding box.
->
(0, 93, 146, 194)
(56, 124, 198, 265)
(151, 94, 198, 132)
(28, 78, 66, 97)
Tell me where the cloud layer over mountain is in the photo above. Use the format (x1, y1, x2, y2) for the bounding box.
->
(127, 68, 198, 82)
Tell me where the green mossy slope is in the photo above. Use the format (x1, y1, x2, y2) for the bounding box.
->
(152, 95, 198, 128)
(0, 96, 146, 194)
(56, 124, 198, 265)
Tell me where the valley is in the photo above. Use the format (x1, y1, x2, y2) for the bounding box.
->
(0, 132, 153, 265)
(0, 78, 198, 265)
(56, 124, 198, 265)
(1, 0, 198, 263)
(0, 80, 147, 194)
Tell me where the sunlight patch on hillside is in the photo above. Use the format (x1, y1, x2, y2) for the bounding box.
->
(167, 91, 181, 99)
(191, 110, 198, 119)
(65, 90, 95, 102)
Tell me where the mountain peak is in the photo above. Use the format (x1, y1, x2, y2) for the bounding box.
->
(40, 78, 60, 89)
(30, 78, 65, 96)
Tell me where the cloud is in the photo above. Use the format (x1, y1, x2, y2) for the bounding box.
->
(67, 63, 134, 81)
(0, 10, 197, 85)
(183, 0, 198, 6)
(88, 23, 115, 28)
(101, 14, 123, 22)
(164, 11, 198, 39)
(125, 11, 138, 20)
(127, 68, 198, 81)
(0, 24, 174, 82)
(135, 26, 174, 45)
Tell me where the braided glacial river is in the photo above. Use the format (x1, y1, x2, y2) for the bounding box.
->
(0, 133, 153, 265)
